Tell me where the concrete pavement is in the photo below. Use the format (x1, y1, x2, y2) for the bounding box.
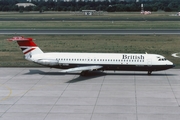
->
(0, 68, 180, 120)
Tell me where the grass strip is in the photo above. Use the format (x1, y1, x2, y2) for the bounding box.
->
(0, 21, 180, 29)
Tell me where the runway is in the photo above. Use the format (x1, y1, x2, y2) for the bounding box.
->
(0, 68, 180, 120)
(0, 29, 180, 35)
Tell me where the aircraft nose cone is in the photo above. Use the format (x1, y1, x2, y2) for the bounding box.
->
(169, 61, 173, 65)
(167, 61, 175, 68)
(170, 62, 175, 68)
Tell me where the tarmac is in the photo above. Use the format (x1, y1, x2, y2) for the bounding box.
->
(0, 67, 180, 120)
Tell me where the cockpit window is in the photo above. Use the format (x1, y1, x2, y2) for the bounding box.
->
(158, 58, 167, 61)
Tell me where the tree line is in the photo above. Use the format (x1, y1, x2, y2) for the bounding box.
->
(0, 0, 180, 12)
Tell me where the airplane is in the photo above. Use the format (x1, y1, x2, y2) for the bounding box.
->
(7, 36, 174, 76)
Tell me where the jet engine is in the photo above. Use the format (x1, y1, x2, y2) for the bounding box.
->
(36, 59, 59, 66)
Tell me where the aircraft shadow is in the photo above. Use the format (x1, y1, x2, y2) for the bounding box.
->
(66, 71, 105, 83)
(24, 70, 105, 82)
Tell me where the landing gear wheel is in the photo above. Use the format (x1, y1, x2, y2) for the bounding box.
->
(148, 71, 152, 75)
(80, 71, 88, 76)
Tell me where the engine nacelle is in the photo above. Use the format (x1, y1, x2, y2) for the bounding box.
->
(36, 59, 59, 66)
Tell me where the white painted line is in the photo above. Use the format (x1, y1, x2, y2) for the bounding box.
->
(172, 53, 180, 58)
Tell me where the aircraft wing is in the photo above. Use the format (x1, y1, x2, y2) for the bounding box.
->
(60, 65, 103, 73)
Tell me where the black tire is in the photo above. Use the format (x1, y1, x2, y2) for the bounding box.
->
(80, 71, 88, 76)
(148, 71, 152, 75)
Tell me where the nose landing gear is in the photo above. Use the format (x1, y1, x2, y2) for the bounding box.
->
(148, 71, 152, 75)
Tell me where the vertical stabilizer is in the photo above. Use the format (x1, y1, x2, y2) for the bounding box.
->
(7, 36, 43, 60)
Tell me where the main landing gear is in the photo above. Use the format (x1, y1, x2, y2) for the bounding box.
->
(80, 71, 89, 76)
(148, 71, 152, 75)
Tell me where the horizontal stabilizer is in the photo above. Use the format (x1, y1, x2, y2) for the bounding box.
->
(7, 36, 33, 41)
(60, 65, 103, 73)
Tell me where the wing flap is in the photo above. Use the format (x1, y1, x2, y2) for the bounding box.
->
(60, 65, 102, 73)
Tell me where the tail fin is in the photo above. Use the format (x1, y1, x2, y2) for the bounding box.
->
(7, 36, 43, 60)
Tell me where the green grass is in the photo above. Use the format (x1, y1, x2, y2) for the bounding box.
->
(0, 34, 179, 67)
(0, 21, 180, 29)
(0, 12, 180, 29)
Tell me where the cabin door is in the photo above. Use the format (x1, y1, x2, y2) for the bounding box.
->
(147, 59, 152, 66)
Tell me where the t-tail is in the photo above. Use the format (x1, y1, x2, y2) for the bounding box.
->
(7, 36, 43, 61)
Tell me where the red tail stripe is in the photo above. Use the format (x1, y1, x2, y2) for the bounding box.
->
(24, 48, 35, 54)
(17, 41, 37, 47)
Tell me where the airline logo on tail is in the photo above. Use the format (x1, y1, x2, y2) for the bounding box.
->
(21, 47, 36, 55)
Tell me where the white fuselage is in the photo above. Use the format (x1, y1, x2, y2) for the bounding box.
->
(29, 52, 174, 72)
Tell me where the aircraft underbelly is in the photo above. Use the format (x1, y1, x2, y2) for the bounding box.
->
(52, 64, 174, 71)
